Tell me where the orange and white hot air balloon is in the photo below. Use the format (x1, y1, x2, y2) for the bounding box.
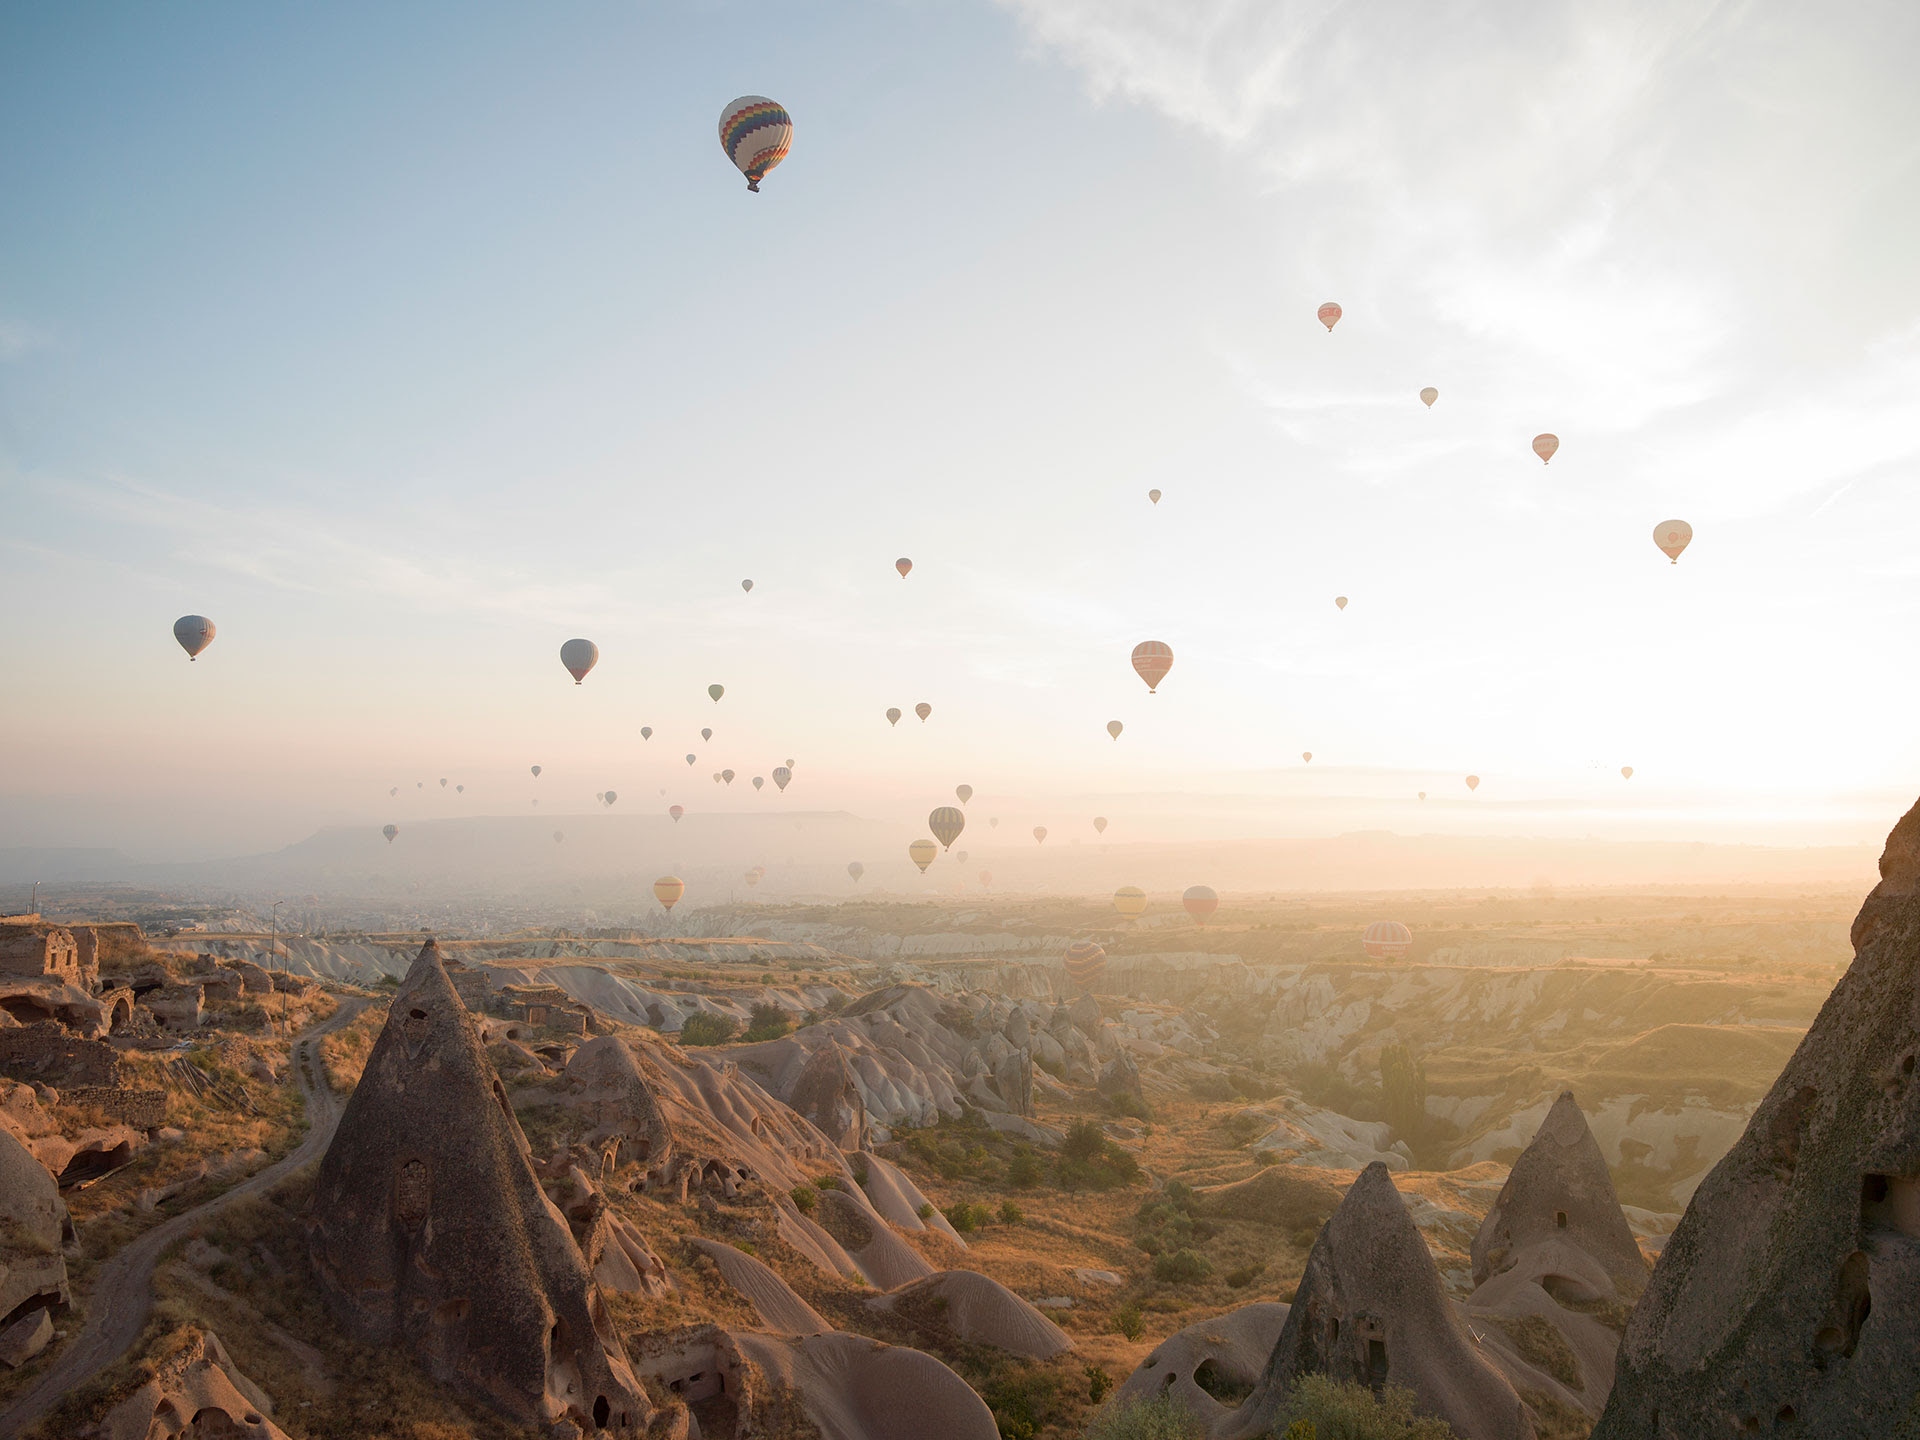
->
(1302, 752, 1312, 764)
(1131, 641, 1173, 693)
(1317, 302, 1342, 333)
(929, 806, 965, 850)
(908, 839, 937, 873)
(1465, 775, 1480, 792)
(1361, 920, 1413, 959)
(895, 558, 913, 579)
(1532, 433, 1559, 465)
(1653, 519, 1692, 564)
(1032, 826, 1048, 844)
(654, 876, 685, 912)
(1183, 885, 1219, 924)
(1420, 387, 1438, 408)
(1063, 940, 1107, 992)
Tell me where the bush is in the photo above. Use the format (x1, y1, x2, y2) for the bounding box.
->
(1109, 1090, 1152, 1120)
(1113, 1301, 1145, 1341)
(1086, 1394, 1202, 1440)
(944, 1201, 993, 1233)
(999, 1199, 1024, 1226)
(679, 1011, 737, 1046)
(1058, 1120, 1142, 1192)
(790, 1184, 817, 1214)
(1085, 1365, 1112, 1405)
(1008, 1148, 1045, 1189)
(1275, 1375, 1461, 1440)
(851, 1160, 869, 1187)
(1062, 1118, 1108, 1161)
(741, 1003, 792, 1043)
(1225, 1263, 1266, 1288)
(917, 1202, 934, 1220)
(1153, 1248, 1214, 1284)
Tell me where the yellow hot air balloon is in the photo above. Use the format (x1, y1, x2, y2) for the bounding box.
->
(1183, 885, 1219, 924)
(915, 703, 932, 722)
(1532, 433, 1559, 465)
(1465, 775, 1481, 791)
(896, 558, 913, 578)
(1420, 387, 1438, 408)
(1033, 826, 1048, 844)
(908, 839, 937, 873)
(1113, 885, 1147, 920)
(1107, 720, 1123, 741)
(1653, 519, 1692, 564)
(1131, 641, 1173, 693)
(1093, 817, 1107, 834)
(1317, 302, 1342, 332)
(956, 784, 973, 805)
(654, 876, 685, 912)
(929, 806, 965, 850)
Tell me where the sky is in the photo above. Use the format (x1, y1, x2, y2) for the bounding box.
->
(3, 0, 1920, 865)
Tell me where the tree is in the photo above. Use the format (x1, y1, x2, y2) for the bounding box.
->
(1379, 1042, 1428, 1146)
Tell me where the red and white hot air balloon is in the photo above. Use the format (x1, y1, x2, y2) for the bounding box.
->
(1183, 885, 1219, 925)
(1532, 433, 1559, 465)
(560, 638, 599, 684)
(1361, 920, 1413, 959)
(1317, 302, 1342, 332)
(1131, 641, 1173, 693)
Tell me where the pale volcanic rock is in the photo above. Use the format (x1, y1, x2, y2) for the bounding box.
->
(1219, 1162, 1534, 1440)
(855, 1151, 965, 1243)
(1593, 797, 1920, 1439)
(733, 1330, 998, 1440)
(560, 1034, 674, 1172)
(0, 1124, 69, 1332)
(869, 1270, 1073, 1358)
(813, 1185, 934, 1290)
(721, 1035, 870, 1152)
(687, 1237, 830, 1336)
(1110, 1303, 1289, 1430)
(101, 1329, 288, 1440)
(307, 940, 650, 1433)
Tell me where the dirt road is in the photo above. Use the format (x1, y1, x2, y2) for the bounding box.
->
(0, 996, 369, 1438)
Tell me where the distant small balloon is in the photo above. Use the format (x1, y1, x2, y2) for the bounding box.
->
(745, 870, 760, 887)
(1465, 775, 1480, 791)
(701, 728, 713, 742)
(979, 870, 993, 887)
(886, 708, 902, 727)
(1335, 596, 1348, 611)
(742, 579, 754, 593)
(929, 806, 965, 850)
(709, 684, 725, 702)
(722, 769, 735, 784)
(712, 772, 722, 784)
(597, 792, 605, 803)
(1131, 640, 1173, 693)
(956, 784, 973, 804)
(440, 779, 447, 788)
(915, 703, 932, 723)
(1033, 826, 1047, 844)
(604, 790, 617, 806)
(560, 638, 599, 684)
(1148, 489, 1162, 505)
(772, 766, 791, 792)
(956, 850, 967, 865)
(1621, 766, 1634, 779)
(531, 765, 541, 778)
(554, 830, 564, 843)
(989, 817, 999, 829)
(382, 824, 398, 844)
(1183, 884, 1219, 924)
(1418, 791, 1426, 800)
(1302, 752, 1312, 763)
(653, 876, 684, 912)
(908, 839, 937, 873)
(1317, 302, 1342, 332)
(848, 861, 864, 882)
(1107, 720, 1123, 740)
(1420, 387, 1438, 408)
(641, 727, 653, 741)
(1532, 433, 1559, 465)
(456, 784, 464, 793)
(1113, 886, 1147, 919)
(895, 558, 913, 579)
(686, 754, 697, 766)
(1653, 519, 1692, 564)
(1093, 817, 1108, 834)
(173, 615, 217, 660)
(390, 787, 398, 797)
(753, 776, 764, 790)
(669, 805, 684, 822)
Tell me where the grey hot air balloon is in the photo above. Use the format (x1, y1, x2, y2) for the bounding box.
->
(848, 862, 864, 882)
(382, 824, 398, 844)
(956, 784, 973, 805)
(641, 727, 653, 741)
(742, 579, 754, 593)
(605, 790, 618, 806)
(560, 638, 599, 684)
(701, 728, 713, 742)
(772, 767, 791, 792)
(173, 615, 216, 660)
(752, 776, 764, 790)
(531, 765, 541, 778)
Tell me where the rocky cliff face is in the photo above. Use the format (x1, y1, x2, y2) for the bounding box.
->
(1593, 798, 1920, 1439)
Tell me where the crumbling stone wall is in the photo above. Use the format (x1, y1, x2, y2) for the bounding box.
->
(0, 1022, 129, 1087)
(62, 1085, 167, 1129)
(0, 926, 85, 986)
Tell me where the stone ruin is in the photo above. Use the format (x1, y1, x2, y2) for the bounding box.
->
(1594, 795, 1920, 1438)
(307, 939, 651, 1433)
(98, 1328, 289, 1439)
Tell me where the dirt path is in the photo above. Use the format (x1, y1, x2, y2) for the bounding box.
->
(0, 996, 369, 1438)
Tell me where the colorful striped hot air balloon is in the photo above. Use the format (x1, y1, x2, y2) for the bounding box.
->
(1654, 519, 1692, 564)
(1532, 433, 1559, 465)
(1317, 302, 1342, 332)
(908, 839, 937, 873)
(1132, 641, 1173, 693)
(1113, 886, 1147, 920)
(929, 806, 965, 850)
(1063, 940, 1107, 992)
(718, 96, 792, 193)
(1183, 885, 1218, 925)
(653, 876, 685, 912)
(173, 614, 216, 660)
(1361, 921, 1413, 959)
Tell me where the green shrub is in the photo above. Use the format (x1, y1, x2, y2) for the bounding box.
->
(790, 1184, 817, 1214)
(944, 1201, 993, 1233)
(917, 1201, 935, 1220)
(1008, 1148, 1045, 1189)
(1062, 1118, 1107, 1161)
(999, 1199, 1024, 1226)
(1225, 1263, 1265, 1288)
(741, 1003, 792, 1043)
(1255, 1149, 1280, 1167)
(1153, 1248, 1213, 1284)
(679, 1011, 737, 1046)
(1109, 1090, 1152, 1120)
(1113, 1301, 1145, 1341)
(1086, 1394, 1202, 1440)
(1275, 1375, 1461, 1439)
(851, 1161, 870, 1187)
(1085, 1365, 1112, 1405)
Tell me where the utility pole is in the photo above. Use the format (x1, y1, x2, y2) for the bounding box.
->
(270, 900, 283, 972)
(30, 881, 40, 916)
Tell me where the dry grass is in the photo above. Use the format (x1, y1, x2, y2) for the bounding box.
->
(319, 1000, 387, 1092)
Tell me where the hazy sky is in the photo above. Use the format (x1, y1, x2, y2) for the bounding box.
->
(4, 0, 1919, 861)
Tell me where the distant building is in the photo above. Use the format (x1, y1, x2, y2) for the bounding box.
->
(0, 918, 98, 991)
(498, 982, 589, 1033)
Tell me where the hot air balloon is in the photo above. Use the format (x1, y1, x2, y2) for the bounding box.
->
(1532, 433, 1559, 465)
(1148, 489, 1161, 504)
(915, 703, 932, 723)
(709, 684, 725, 703)
(685, 754, 697, 766)
(641, 727, 653, 741)
(909, 839, 937, 873)
(1063, 939, 1107, 991)
(1317, 302, 1342, 332)
(1335, 596, 1348, 611)
(1107, 720, 1123, 741)
(752, 776, 764, 790)
(722, 769, 735, 785)
(745, 870, 760, 887)
(1621, 766, 1634, 779)
(1132, 641, 1173, 693)
(531, 765, 541, 778)
(560, 638, 599, 684)
(1362, 920, 1413, 959)
(712, 772, 722, 784)
(1033, 827, 1048, 844)
(1093, 817, 1108, 834)
(1418, 791, 1426, 801)
(554, 830, 564, 843)
(1183, 884, 1219, 925)
(772, 767, 791, 792)
(604, 790, 618, 806)
(742, 579, 754, 593)
(989, 817, 999, 829)
(669, 805, 684, 822)
(718, 96, 792, 193)
(417, 782, 423, 788)
(389, 787, 398, 797)
(701, 728, 713, 742)
(173, 615, 216, 660)
(456, 784, 465, 794)
(886, 708, 902, 727)
(895, 558, 913, 579)
(654, 876, 685, 912)
(1302, 752, 1312, 764)
(1465, 775, 1480, 791)
(1654, 520, 1692, 564)
(956, 784, 973, 805)
(848, 861, 864, 882)
(382, 824, 398, 844)
(956, 850, 968, 865)
(1113, 886, 1147, 920)
(929, 806, 965, 850)
(979, 870, 992, 887)
(1420, 387, 1438, 408)
(440, 779, 448, 788)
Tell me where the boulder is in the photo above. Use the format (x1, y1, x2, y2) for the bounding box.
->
(993, 1046, 1034, 1118)
(1067, 993, 1102, 1032)
(0, 1306, 52, 1368)
(101, 1328, 287, 1440)
(307, 940, 650, 1432)
(1003, 1007, 1031, 1050)
(1594, 796, 1920, 1439)
(785, 1039, 870, 1152)
(1097, 1050, 1144, 1102)
(0, 1124, 69, 1330)
(1111, 1302, 1289, 1430)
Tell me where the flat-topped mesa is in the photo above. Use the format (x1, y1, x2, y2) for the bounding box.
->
(1220, 1162, 1534, 1440)
(308, 940, 650, 1434)
(1472, 1090, 1647, 1296)
(1594, 796, 1920, 1439)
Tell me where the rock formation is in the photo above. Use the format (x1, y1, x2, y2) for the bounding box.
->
(871, 1270, 1072, 1358)
(100, 1328, 288, 1440)
(0, 1123, 69, 1357)
(561, 1034, 675, 1172)
(782, 1038, 870, 1151)
(1219, 1162, 1534, 1440)
(733, 1330, 999, 1440)
(307, 940, 650, 1433)
(1098, 1049, 1144, 1102)
(1594, 797, 1920, 1439)
(1110, 1302, 1290, 1431)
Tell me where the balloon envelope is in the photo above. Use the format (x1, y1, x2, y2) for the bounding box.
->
(1033, 826, 1048, 844)
(908, 839, 937, 873)
(742, 579, 754, 593)
(1317, 302, 1342, 331)
(1093, 817, 1107, 834)
(1420, 387, 1438, 408)
(895, 558, 913, 578)
(1131, 640, 1173, 693)
(686, 754, 697, 766)
(1621, 766, 1634, 779)
(1113, 885, 1147, 919)
(554, 830, 564, 842)
(653, 876, 685, 911)
(753, 776, 764, 790)
(669, 805, 684, 821)
(1063, 939, 1107, 991)
(1362, 920, 1413, 959)
(1654, 519, 1693, 563)
(1532, 433, 1559, 464)
(915, 703, 932, 722)
(718, 95, 792, 192)
(531, 765, 541, 777)
(886, 708, 902, 726)
(1302, 752, 1312, 763)
(772, 766, 792, 791)
(560, 638, 599, 684)
(955, 784, 973, 805)
(701, 728, 712, 742)
(382, 824, 397, 844)
(1335, 596, 1348, 611)
(604, 791, 617, 806)
(1107, 720, 1123, 740)
(1465, 775, 1480, 791)
(173, 615, 216, 659)
(1148, 489, 1161, 504)
(722, 770, 735, 784)
(848, 861, 864, 881)
(641, 727, 652, 740)
(1183, 884, 1219, 924)
(929, 806, 965, 849)
(979, 870, 992, 887)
